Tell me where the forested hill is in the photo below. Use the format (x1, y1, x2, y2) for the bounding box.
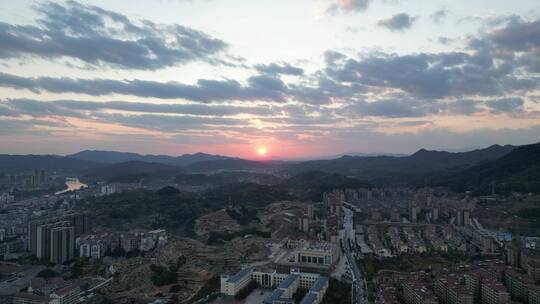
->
(435, 142, 540, 194)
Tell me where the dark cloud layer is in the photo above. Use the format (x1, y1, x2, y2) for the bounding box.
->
(0, 1, 227, 70)
(254, 63, 304, 76)
(0, 98, 253, 133)
(1, 98, 278, 118)
(377, 13, 418, 31)
(0, 73, 288, 103)
(485, 97, 524, 114)
(475, 17, 540, 73)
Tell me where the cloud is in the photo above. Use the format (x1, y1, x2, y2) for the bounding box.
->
(325, 0, 371, 14)
(485, 97, 524, 114)
(474, 17, 540, 73)
(0, 98, 255, 133)
(446, 99, 482, 115)
(430, 9, 449, 23)
(345, 98, 441, 118)
(377, 13, 418, 31)
(0, 1, 227, 70)
(437, 37, 455, 45)
(254, 63, 304, 76)
(0, 118, 72, 136)
(97, 113, 246, 132)
(320, 49, 539, 100)
(1, 15, 539, 118)
(0, 72, 289, 103)
(1, 98, 281, 118)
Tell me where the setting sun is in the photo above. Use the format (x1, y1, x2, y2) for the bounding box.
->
(257, 147, 267, 156)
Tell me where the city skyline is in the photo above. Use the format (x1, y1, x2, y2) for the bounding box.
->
(1, 0, 540, 158)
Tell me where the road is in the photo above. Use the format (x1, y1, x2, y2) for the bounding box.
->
(342, 207, 368, 304)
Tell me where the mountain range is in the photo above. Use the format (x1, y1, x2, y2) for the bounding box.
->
(1, 143, 537, 194)
(68, 150, 230, 167)
(434, 142, 540, 194)
(286, 144, 516, 179)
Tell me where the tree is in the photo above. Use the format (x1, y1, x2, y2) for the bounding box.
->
(37, 269, 58, 278)
(150, 264, 178, 287)
(322, 278, 351, 304)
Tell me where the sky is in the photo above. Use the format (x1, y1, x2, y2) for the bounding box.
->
(0, 0, 539, 159)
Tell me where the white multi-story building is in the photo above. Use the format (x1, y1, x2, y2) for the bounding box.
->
(220, 267, 254, 296)
(221, 267, 328, 304)
(79, 241, 106, 259)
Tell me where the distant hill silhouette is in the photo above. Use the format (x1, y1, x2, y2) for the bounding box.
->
(84, 161, 182, 183)
(69, 150, 231, 166)
(183, 158, 286, 173)
(288, 144, 516, 179)
(438, 142, 540, 194)
(0, 155, 97, 173)
(0, 144, 519, 184)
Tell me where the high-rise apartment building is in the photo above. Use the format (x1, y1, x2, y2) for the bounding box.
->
(29, 213, 90, 264)
(50, 226, 75, 264)
(28, 213, 90, 256)
(36, 221, 71, 261)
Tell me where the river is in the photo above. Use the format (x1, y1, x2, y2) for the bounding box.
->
(54, 177, 88, 195)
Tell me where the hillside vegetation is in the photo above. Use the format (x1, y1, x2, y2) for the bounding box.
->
(436, 142, 540, 194)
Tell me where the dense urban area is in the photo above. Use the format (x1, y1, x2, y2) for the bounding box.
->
(0, 142, 539, 304)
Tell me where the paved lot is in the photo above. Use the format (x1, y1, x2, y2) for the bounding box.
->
(209, 289, 272, 304)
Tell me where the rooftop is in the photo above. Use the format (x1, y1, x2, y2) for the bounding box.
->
(226, 267, 253, 284)
(263, 288, 284, 304)
(278, 274, 299, 289)
(309, 276, 328, 293)
(299, 292, 318, 304)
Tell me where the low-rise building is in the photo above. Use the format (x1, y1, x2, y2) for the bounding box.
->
(275, 241, 340, 275)
(220, 267, 253, 296)
(221, 268, 328, 304)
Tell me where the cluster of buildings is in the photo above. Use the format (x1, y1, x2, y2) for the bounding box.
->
(2, 170, 49, 190)
(0, 237, 26, 259)
(341, 187, 475, 227)
(357, 224, 467, 258)
(220, 267, 329, 304)
(218, 196, 346, 303)
(0, 192, 15, 205)
(0, 264, 80, 304)
(324, 186, 505, 259)
(0, 195, 94, 262)
(374, 253, 540, 304)
(78, 229, 167, 259)
(363, 225, 390, 257)
(292, 190, 345, 244)
(28, 213, 91, 264)
(26, 213, 168, 263)
(10, 276, 80, 304)
(99, 183, 140, 196)
(275, 240, 340, 276)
